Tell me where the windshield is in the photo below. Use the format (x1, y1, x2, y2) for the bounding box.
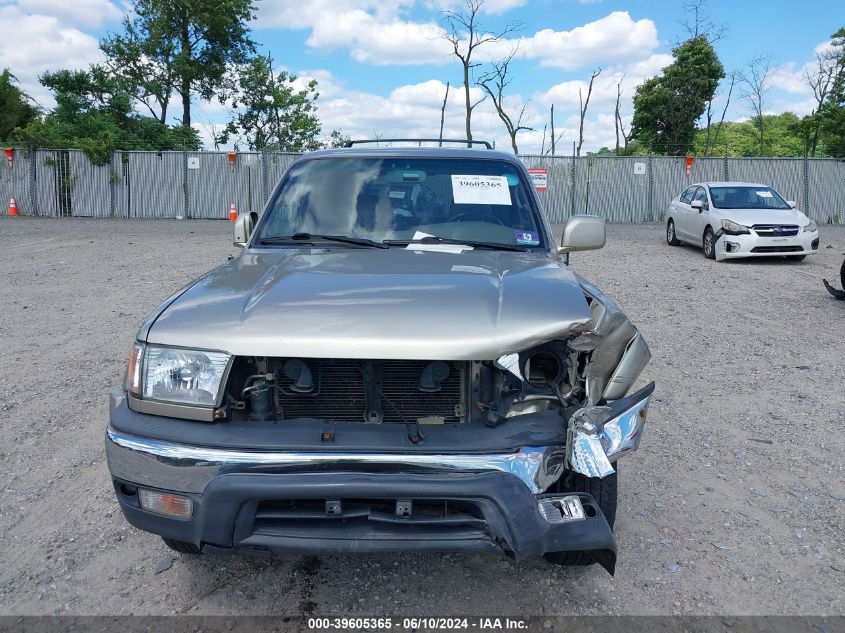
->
(255, 157, 545, 248)
(709, 186, 792, 210)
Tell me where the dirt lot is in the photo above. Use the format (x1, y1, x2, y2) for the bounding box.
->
(0, 218, 843, 616)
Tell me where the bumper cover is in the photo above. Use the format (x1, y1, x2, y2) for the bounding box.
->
(111, 469, 617, 573)
(714, 229, 819, 261)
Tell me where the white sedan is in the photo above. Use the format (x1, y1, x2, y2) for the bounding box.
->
(665, 182, 819, 261)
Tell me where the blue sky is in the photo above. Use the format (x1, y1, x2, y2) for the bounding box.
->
(1, 0, 841, 152)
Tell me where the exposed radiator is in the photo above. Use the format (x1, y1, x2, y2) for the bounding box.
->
(272, 359, 465, 423)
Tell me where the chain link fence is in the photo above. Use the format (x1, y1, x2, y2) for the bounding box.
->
(1, 149, 843, 224)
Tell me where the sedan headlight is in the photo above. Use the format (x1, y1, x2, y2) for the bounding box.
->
(720, 219, 750, 235)
(803, 219, 818, 233)
(126, 342, 231, 406)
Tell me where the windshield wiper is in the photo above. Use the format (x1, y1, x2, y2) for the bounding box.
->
(258, 233, 388, 249)
(384, 236, 531, 252)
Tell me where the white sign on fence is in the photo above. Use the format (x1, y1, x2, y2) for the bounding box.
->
(633, 162, 646, 175)
(528, 168, 548, 191)
(187, 156, 201, 170)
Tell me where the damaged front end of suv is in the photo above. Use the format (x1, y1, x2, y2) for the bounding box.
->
(106, 145, 653, 574)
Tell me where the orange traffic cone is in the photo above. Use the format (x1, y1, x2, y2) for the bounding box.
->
(8, 196, 19, 217)
(228, 199, 237, 221)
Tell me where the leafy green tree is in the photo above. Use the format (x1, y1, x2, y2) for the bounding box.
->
(631, 36, 724, 155)
(13, 67, 199, 164)
(0, 69, 39, 141)
(324, 130, 351, 148)
(219, 55, 321, 151)
(101, 0, 256, 128)
(691, 112, 805, 157)
(816, 28, 845, 157)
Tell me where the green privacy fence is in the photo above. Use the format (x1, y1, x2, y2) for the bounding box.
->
(2, 149, 843, 224)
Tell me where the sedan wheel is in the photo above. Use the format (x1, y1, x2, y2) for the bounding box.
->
(703, 227, 716, 260)
(666, 220, 680, 246)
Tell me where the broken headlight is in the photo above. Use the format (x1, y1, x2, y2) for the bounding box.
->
(720, 219, 750, 235)
(126, 342, 231, 406)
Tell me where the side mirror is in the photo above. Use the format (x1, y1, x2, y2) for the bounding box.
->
(690, 199, 704, 211)
(233, 212, 256, 247)
(787, 200, 797, 209)
(559, 214, 606, 253)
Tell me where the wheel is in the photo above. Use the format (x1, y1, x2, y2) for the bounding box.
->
(666, 219, 680, 246)
(703, 227, 716, 259)
(162, 537, 202, 555)
(544, 468, 618, 567)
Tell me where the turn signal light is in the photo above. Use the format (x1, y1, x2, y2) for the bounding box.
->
(138, 489, 193, 519)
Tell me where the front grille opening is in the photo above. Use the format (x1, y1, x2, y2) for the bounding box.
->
(251, 498, 488, 537)
(270, 359, 465, 423)
(751, 245, 803, 253)
(752, 224, 799, 237)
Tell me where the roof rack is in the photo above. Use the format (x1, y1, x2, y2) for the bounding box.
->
(343, 138, 494, 149)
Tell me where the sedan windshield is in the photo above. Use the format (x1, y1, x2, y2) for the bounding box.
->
(709, 186, 792, 210)
(255, 157, 544, 248)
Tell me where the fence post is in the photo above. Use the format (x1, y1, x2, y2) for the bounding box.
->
(802, 148, 810, 216)
(647, 153, 654, 223)
(29, 149, 37, 216)
(569, 142, 576, 220)
(182, 151, 189, 219)
(262, 151, 270, 203)
(723, 150, 729, 181)
(110, 151, 117, 218)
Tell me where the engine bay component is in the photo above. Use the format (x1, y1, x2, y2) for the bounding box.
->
(247, 379, 274, 421)
(282, 359, 314, 393)
(419, 361, 450, 392)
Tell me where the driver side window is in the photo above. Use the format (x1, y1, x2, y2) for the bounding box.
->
(680, 187, 696, 204)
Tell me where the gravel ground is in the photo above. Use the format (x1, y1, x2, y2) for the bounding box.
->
(0, 218, 843, 617)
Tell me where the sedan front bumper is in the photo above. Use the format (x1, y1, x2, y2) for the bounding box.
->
(715, 228, 819, 261)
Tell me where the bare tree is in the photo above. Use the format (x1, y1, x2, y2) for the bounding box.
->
(740, 56, 773, 155)
(679, 0, 726, 44)
(478, 51, 532, 153)
(804, 51, 838, 155)
(614, 74, 629, 155)
(706, 71, 736, 156)
(539, 123, 547, 156)
(442, 0, 521, 143)
(577, 68, 602, 156)
(550, 104, 555, 155)
(438, 82, 450, 146)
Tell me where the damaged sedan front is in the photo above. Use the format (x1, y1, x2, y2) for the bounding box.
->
(105, 144, 654, 574)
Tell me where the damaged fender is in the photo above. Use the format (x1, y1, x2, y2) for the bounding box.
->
(564, 275, 654, 477)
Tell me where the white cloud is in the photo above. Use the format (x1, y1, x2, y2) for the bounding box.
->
(16, 0, 122, 28)
(517, 12, 659, 69)
(255, 3, 658, 71)
(0, 5, 103, 105)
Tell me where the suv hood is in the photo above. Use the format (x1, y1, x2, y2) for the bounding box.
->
(144, 248, 593, 360)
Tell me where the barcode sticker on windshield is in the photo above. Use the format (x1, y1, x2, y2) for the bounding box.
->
(451, 175, 512, 205)
(756, 190, 773, 198)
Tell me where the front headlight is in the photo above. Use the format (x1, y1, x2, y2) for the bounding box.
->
(720, 219, 749, 235)
(803, 219, 818, 233)
(127, 343, 231, 406)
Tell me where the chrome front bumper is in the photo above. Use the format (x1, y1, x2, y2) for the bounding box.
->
(105, 426, 569, 495)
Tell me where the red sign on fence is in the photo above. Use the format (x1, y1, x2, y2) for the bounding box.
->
(685, 156, 694, 177)
(4, 148, 12, 169)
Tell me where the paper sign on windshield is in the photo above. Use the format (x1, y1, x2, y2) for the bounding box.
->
(756, 190, 773, 198)
(451, 175, 512, 205)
